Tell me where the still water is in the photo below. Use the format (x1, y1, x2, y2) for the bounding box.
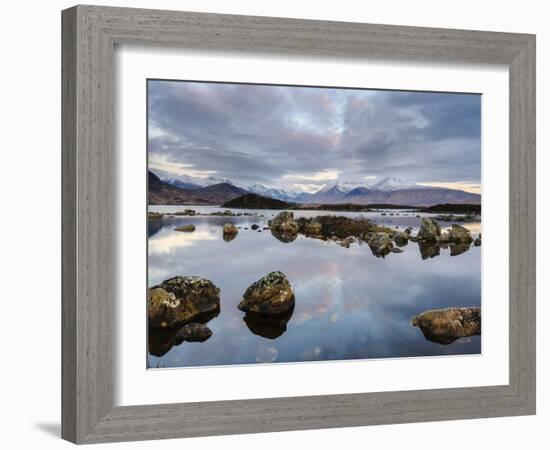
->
(148, 206, 481, 368)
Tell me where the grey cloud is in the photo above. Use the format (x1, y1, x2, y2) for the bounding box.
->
(148, 80, 481, 188)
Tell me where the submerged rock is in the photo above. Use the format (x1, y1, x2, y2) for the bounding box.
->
(367, 232, 393, 257)
(417, 218, 441, 242)
(411, 307, 481, 345)
(238, 271, 295, 315)
(148, 276, 220, 328)
(175, 323, 212, 343)
(174, 224, 196, 232)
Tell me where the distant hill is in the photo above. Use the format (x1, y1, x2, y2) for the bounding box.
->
(337, 187, 480, 207)
(422, 203, 481, 214)
(222, 193, 294, 209)
(153, 172, 481, 207)
(148, 171, 250, 205)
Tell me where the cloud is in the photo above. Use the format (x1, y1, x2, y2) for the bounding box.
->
(281, 169, 341, 182)
(148, 80, 481, 189)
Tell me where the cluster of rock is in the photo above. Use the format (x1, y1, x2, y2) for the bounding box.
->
(260, 211, 482, 258)
(148, 272, 296, 353)
(409, 218, 480, 259)
(411, 307, 481, 345)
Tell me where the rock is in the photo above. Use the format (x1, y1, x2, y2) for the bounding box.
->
(238, 271, 295, 314)
(251, 224, 259, 230)
(418, 241, 440, 259)
(174, 224, 196, 232)
(368, 232, 393, 257)
(339, 236, 355, 248)
(174, 209, 196, 216)
(148, 276, 220, 328)
(394, 231, 409, 247)
(223, 223, 238, 239)
(448, 224, 473, 243)
(474, 237, 481, 246)
(411, 307, 481, 345)
(304, 221, 323, 236)
(417, 218, 441, 242)
(389, 247, 404, 253)
(269, 211, 299, 234)
(175, 323, 212, 343)
(148, 212, 163, 220)
(243, 305, 294, 339)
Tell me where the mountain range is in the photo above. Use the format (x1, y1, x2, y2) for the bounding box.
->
(149, 171, 481, 206)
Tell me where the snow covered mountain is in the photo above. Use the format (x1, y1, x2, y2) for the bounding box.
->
(162, 175, 307, 202)
(371, 177, 416, 191)
(162, 175, 241, 189)
(160, 174, 480, 206)
(246, 184, 310, 203)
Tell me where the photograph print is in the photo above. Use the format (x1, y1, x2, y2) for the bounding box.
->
(147, 79, 482, 369)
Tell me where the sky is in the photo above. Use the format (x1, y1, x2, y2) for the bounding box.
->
(148, 80, 481, 194)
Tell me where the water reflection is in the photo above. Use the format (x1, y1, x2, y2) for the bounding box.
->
(243, 305, 295, 339)
(148, 307, 219, 357)
(147, 206, 482, 368)
(418, 241, 441, 259)
(271, 229, 298, 243)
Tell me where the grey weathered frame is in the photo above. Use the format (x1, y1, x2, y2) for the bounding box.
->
(62, 4, 536, 444)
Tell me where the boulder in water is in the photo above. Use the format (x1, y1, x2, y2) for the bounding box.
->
(238, 271, 295, 315)
(148, 276, 220, 328)
(411, 307, 481, 345)
(417, 218, 441, 242)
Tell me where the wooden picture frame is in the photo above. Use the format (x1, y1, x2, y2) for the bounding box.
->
(62, 5, 536, 444)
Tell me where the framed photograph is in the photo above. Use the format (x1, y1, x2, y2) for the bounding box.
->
(62, 5, 536, 444)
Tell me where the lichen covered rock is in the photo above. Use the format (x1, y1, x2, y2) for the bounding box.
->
(411, 307, 481, 345)
(269, 211, 299, 234)
(417, 218, 441, 242)
(238, 271, 295, 314)
(394, 231, 409, 247)
(148, 276, 220, 328)
(447, 224, 473, 243)
(367, 232, 393, 257)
